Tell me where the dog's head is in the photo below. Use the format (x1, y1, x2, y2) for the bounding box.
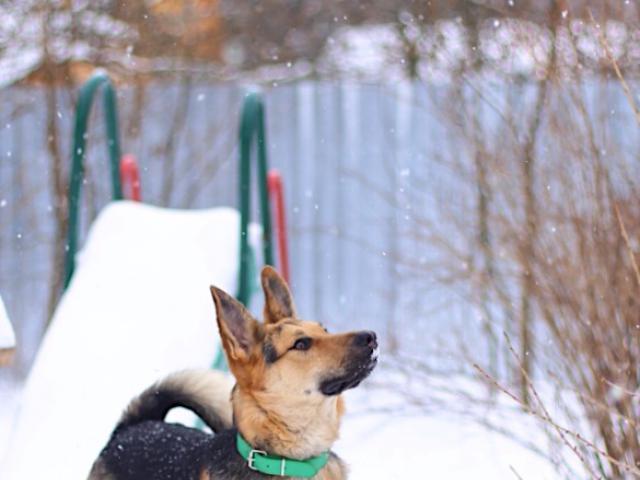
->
(209, 266, 378, 401)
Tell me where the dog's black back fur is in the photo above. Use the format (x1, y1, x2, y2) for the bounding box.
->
(98, 423, 329, 480)
(90, 370, 238, 479)
(99, 421, 212, 480)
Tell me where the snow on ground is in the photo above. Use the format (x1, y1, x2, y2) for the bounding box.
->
(0, 295, 15, 350)
(337, 387, 557, 480)
(1, 202, 246, 479)
(0, 376, 20, 459)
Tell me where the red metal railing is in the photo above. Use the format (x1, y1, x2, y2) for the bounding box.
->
(120, 154, 141, 202)
(267, 169, 290, 284)
(119, 154, 290, 285)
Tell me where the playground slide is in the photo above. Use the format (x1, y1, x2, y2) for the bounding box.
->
(1, 201, 254, 479)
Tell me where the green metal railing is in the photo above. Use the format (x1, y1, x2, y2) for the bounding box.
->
(62, 76, 274, 376)
(212, 92, 275, 370)
(237, 92, 274, 304)
(63, 72, 123, 289)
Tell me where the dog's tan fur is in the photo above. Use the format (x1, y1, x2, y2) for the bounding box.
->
(209, 266, 365, 477)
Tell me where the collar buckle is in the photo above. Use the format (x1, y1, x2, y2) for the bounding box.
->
(238, 432, 327, 477)
(247, 449, 267, 471)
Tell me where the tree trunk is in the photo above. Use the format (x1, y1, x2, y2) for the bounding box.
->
(42, 8, 69, 326)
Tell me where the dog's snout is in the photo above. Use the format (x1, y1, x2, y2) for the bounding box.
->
(353, 331, 377, 350)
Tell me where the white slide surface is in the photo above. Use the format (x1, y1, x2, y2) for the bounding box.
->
(2, 202, 244, 479)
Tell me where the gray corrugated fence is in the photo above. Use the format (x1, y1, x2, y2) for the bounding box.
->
(2, 79, 639, 377)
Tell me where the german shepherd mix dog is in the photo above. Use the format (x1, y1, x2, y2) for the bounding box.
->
(89, 267, 378, 479)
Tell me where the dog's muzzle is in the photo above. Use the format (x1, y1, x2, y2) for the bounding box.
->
(319, 331, 378, 396)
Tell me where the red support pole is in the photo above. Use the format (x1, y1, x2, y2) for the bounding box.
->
(267, 169, 290, 284)
(120, 154, 141, 202)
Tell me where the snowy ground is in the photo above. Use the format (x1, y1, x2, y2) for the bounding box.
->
(338, 386, 557, 480)
(0, 376, 20, 459)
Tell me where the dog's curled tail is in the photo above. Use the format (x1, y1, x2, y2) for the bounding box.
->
(116, 369, 234, 434)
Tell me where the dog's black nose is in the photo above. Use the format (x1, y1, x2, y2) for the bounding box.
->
(353, 331, 377, 350)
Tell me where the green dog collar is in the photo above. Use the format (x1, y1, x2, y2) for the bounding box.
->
(236, 432, 329, 477)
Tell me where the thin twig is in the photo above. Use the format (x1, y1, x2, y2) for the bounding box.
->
(614, 203, 640, 288)
(509, 465, 525, 480)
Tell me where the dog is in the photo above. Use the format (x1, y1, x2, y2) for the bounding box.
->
(89, 266, 378, 479)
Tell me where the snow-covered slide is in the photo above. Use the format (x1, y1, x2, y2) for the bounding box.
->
(2, 201, 247, 479)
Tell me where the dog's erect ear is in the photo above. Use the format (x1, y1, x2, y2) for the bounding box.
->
(210, 286, 259, 361)
(261, 266, 296, 324)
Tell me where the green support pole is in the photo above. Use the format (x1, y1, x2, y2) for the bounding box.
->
(237, 92, 274, 306)
(64, 71, 123, 290)
(212, 92, 275, 371)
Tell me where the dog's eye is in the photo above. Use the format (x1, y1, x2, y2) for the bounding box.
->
(292, 337, 312, 351)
